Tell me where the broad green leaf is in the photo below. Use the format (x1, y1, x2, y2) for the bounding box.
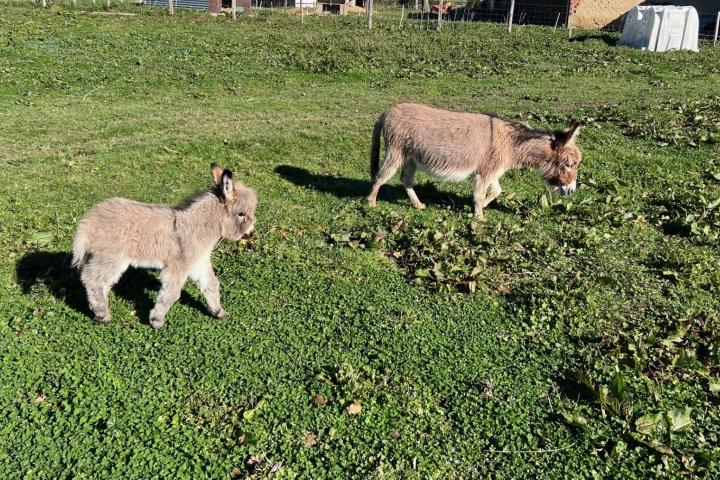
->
(539, 194, 549, 209)
(27, 231, 54, 246)
(710, 378, 720, 394)
(415, 269, 430, 278)
(635, 412, 664, 435)
(243, 399, 266, 420)
(609, 372, 627, 402)
(630, 432, 673, 455)
(673, 351, 710, 377)
(561, 411, 589, 431)
(667, 408, 691, 433)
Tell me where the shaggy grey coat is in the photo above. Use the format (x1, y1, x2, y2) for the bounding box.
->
(368, 103, 583, 219)
(72, 164, 257, 329)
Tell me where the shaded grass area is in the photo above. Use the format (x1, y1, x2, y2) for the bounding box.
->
(1, 4, 719, 478)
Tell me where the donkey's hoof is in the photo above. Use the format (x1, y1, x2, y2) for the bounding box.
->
(212, 308, 228, 320)
(94, 315, 112, 324)
(367, 197, 377, 207)
(412, 202, 426, 210)
(149, 316, 165, 330)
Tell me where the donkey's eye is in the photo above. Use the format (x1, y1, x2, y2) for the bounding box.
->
(237, 213, 245, 218)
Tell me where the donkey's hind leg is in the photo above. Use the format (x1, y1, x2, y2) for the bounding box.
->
(401, 159, 425, 209)
(368, 146, 403, 207)
(80, 257, 127, 324)
(149, 269, 186, 330)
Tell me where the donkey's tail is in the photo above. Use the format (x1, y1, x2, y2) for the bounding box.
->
(370, 115, 384, 182)
(71, 232, 88, 269)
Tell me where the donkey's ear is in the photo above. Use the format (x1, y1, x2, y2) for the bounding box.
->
(221, 170, 236, 201)
(553, 121, 582, 148)
(211, 163, 223, 185)
(563, 121, 582, 144)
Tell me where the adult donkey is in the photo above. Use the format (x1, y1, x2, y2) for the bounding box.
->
(367, 103, 583, 220)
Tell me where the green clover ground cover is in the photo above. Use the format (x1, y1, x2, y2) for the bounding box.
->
(1, 4, 719, 478)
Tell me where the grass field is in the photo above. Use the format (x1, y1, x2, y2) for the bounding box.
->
(1, 3, 719, 478)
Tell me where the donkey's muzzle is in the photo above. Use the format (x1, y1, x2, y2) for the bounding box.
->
(557, 181, 577, 196)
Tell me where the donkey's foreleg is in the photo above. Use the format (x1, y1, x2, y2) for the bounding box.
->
(149, 270, 186, 330)
(190, 259, 226, 320)
(368, 146, 403, 207)
(401, 159, 425, 209)
(473, 174, 491, 221)
(483, 179, 502, 208)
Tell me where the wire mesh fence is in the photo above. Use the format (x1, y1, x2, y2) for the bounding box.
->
(10, 0, 720, 43)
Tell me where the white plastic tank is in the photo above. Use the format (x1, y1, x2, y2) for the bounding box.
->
(619, 5, 699, 52)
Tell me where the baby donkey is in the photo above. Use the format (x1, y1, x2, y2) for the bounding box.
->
(72, 164, 257, 329)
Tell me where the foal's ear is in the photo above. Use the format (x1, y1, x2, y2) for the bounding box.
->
(211, 163, 223, 185)
(561, 121, 582, 145)
(220, 170, 236, 201)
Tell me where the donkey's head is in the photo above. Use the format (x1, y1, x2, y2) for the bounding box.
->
(540, 121, 583, 196)
(211, 163, 257, 241)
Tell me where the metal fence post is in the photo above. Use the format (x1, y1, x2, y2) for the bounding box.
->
(437, 0, 444, 30)
(714, 12, 719, 46)
(367, 0, 373, 29)
(232, 0, 236, 19)
(507, 0, 515, 33)
(169, 0, 174, 14)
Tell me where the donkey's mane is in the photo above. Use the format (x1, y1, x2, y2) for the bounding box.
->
(475, 111, 554, 146)
(174, 188, 219, 211)
(507, 121, 554, 146)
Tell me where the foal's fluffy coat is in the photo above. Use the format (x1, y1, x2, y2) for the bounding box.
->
(368, 103, 583, 220)
(72, 164, 257, 329)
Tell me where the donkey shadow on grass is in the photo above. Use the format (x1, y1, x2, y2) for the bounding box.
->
(568, 32, 618, 47)
(15, 251, 207, 325)
(275, 165, 514, 214)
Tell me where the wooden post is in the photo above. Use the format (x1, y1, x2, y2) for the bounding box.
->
(41, 0, 46, 6)
(567, 2, 574, 39)
(367, 0, 373, 29)
(232, 0, 236, 18)
(168, 0, 174, 14)
(714, 12, 720, 47)
(300, 0, 304, 24)
(106, 0, 111, 7)
(553, 11, 561, 31)
(400, 5, 404, 27)
(507, 0, 514, 33)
